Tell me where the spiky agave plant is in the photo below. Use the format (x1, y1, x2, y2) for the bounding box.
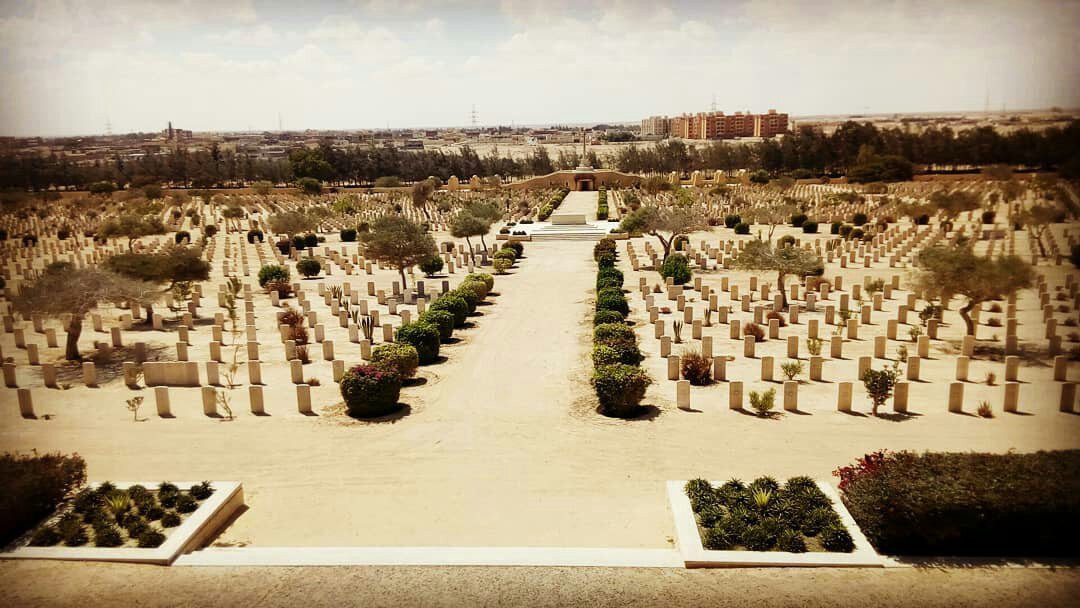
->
(104, 491, 132, 517)
(752, 487, 773, 511)
(360, 314, 374, 340)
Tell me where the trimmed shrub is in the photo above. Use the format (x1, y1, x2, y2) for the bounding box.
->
(493, 248, 517, 264)
(790, 213, 808, 227)
(138, 528, 166, 548)
(94, 525, 124, 547)
(189, 481, 213, 500)
(594, 238, 617, 261)
(660, 253, 691, 285)
(296, 258, 321, 278)
(370, 343, 420, 378)
(174, 230, 190, 244)
(596, 267, 623, 290)
(724, 214, 741, 228)
(802, 221, 818, 234)
(340, 228, 357, 242)
(596, 288, 630, 316)
(835, 450, 1080, 556)
(591, 345, 622, 367)
(734, 222, 750, 235)
(257, 264, 290, 287)
(430, 294, 469, 327)
(160, 512, 181, 528)
(459, 279, 489, 301)
(820, 524, 854, 552)
(451, 286, 480, 313)
(0, 452, 87, 547)
(465, 272, 495, 292)
(852, 212, 868, 226)
(303, 233, 318, 248)
(830, 221, 842, 235)
(593, 310, 625, 326)
(594, 322, 634, 344)
(204, 225, 218, 237)
(503, 241, 524, 257)
(493, 258, 512, 274)
(597, 336, 644, 366)
(778, 235, 796, 248)
(395, 322, 440, 364)
(778, 528, 808, 553)
(340, 365, 402, 418)
(419, 255, 444, 276)
(596, 252, 616, 268)
(592, 364, 652, 418)
(174, 494, 198, 514)
(418, 310, 455, 342)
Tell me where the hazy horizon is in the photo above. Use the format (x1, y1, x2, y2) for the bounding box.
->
(1, 0, 1078, 138)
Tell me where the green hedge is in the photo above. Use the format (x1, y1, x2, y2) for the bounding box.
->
(340, 365, 401, 417)
(395, 322, 441, 364)
(835, 450, 1080, 556)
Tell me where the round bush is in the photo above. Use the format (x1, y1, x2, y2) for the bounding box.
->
(465, 273, 494, 292)
(258, 264, 290, 287)
(419, 255, 444, 276)
(597, 336, 644, 365)
(852, 212, 868, 226)
(276, 239, 292, 254)
(594, 322, 634, 344)
(660, 254, 691, 285)
(595, 288, 629, 316)
(174, 494, 197, 514)
(493, 258, 512, 274)
(493, 248, 517, 263)
(94, 525, 124, 547)
(296, 258, 321, 278)
(743, 523, 778, 551)
(734, 222, 750, 235)
(703, 526, 736, 550)
(724, 215, 741, 228)
(821, 524, 855, 552)
(340, 228, 357, 242)
(593, 310, 625, 326)
(247, 229, 264, 243)
(189, 482, 213, 500)
(592, 364, 652, 418)
(777, 529, 807, 553)
(596, 267, 623, 290)
(137, 528, 166, 548)
(802, 221, 818, 234)
(340, 365, 402, 418)
(174, 231, 190, 244)
(778, 235, 796, 248)
(459, 279, 489, 302)
(592, 344, 621, 367)
(790, 213, 808, 227)
(430, 294, 468, 327)
(596, 252, 616, 268)
(503, 241, 524, 257)
(593, 239, 617, 260)
(203, 225, 218, 237)
(451, 287, 479, 313)
(370, 343, 419, 378)
(830, 222, 842, 235)
(418, 310, 455, 342)
(303, 233, 318, 248)
(395, 322, 441, 365)
(160, 512, 181, 528)
(29, 526, 61, 546)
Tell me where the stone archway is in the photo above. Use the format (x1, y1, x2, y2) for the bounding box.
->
(577, 179, 593, 191)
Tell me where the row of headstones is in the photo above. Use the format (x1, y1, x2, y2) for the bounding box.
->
(670, 378, 1080, 415)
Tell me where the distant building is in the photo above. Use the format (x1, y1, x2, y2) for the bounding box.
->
(163, 121, 193, 142)
(640, 109, 788, 140)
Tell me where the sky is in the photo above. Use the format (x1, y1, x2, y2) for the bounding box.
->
(0, 0, 1078, 136)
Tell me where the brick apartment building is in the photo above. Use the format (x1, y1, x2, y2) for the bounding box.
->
(641, 109, 788, 139)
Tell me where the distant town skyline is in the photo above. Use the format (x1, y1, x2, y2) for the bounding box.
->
(1, 0, 1078, 137)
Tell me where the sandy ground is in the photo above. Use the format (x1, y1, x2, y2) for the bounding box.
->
(1, 560, 1078, 608)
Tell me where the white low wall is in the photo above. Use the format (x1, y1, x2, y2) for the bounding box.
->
(550, 214, 587, 225)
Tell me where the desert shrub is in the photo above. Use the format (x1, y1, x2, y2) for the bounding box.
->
(802, 221, 819, 234)
(160, 512, 181, 528)
(593, 322, 634, 344)
(850, 228, 865, 240)
(781, 360, 804, 381)
(144, 505, 164, 521)
(703, 526, 736, 550)
(744, 323, 765, 342)
(339, 227, 357, 242)
(418, 310, 455, 342)
(257, 264, 290, 287)
(749, 388, 776, 416)
(835, 450, 1080, 555)
(138, 528, 166, 548)
(743, 522, 778, 551)
(734, 222, 750, 235)
(592, 364, 652, 418)
(174, 230, 190, 244)
(0, 451, 87, 547)
(276, 238, 292, 254)
(595, 288, 630, 316)
(419, 255, 444, 276)
(724, 214, 741, 228)
(370, 343, 420, 378)
(660, 254, 691, 284)
(593, 310, 625, 326)
(681, 350, 712, 385)
(765, 311, 787, 327)
(296, 258, 322, 278)
(430, 294, 469, 327)
(395, 322, 440, 364)
(340, 365, 402, 417)
(821, 525, 854, 552)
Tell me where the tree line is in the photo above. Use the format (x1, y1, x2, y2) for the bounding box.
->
(0, 120, 1076, 192)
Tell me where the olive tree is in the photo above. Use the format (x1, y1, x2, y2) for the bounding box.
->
(619, 205, 709, 260)
(929, 189, 980, 232)
(268, 211, 315, 238)
(464, 200, 502, 252)
(734, 239, 823, 310)
(359, 215, 436, 289)
(14, 266, 153, 360)
(914, 245, 1035, 336)
(98, 214, 166, 251)
(411, 179, 437, 218)
(450, 210, 489, 255)
(1017, 204, 1062, 259)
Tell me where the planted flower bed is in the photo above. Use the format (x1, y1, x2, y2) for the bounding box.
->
(667, 477, 882, 567)
(5, 480, 244, 565)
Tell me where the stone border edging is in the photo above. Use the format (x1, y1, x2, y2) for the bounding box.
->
(666, 480, 885, 568)
(1, 481, 244, 565)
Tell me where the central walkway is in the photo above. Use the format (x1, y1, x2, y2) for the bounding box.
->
(557, 190, 601, 221)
